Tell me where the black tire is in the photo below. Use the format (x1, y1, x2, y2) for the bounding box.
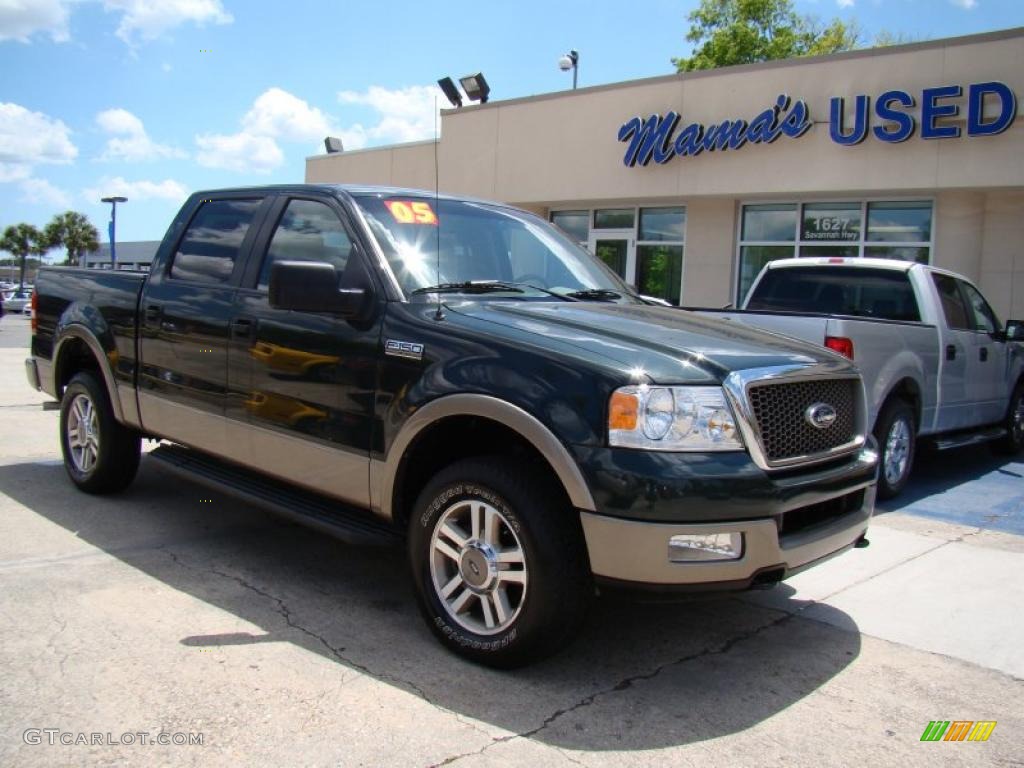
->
(408, 457, 592, 668)
(992, 382, 1024, 455)
(59, 371, 141, 494)
(873, 398, 916, 500)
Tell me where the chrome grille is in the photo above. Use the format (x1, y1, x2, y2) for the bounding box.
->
(747, 378, 857, 464)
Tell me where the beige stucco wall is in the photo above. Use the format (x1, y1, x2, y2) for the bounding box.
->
(306, 29, 1024, 318)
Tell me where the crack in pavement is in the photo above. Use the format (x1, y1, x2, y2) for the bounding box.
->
(159, 547, 497, 746)
(426, 610, 798, 768)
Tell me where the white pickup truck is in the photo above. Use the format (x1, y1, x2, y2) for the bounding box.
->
(696, 258, 1024, 498)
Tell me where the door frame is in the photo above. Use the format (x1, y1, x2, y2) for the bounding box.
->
(587, 229, 635, 286)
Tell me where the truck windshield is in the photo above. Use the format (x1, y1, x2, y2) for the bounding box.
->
(351, 194, 638, 302)
(747, 266, 921, 321)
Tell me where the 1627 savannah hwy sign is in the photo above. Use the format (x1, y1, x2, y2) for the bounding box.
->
(618, 81, 1016, 168)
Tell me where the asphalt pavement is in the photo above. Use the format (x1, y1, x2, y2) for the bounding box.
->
(0, 311, 1021, 767)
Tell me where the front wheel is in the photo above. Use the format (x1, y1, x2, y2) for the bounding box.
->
(873, 398, 916, 500)
(408, 458, 592, 668)
(60, 371, 141, 494)
(992, 383, 1024, 455)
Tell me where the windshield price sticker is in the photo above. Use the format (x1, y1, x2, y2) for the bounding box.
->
(384, 200, 438, 225)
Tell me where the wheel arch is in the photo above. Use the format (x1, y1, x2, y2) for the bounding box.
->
(375, 394, 596, 527)
(53, 326, 125, 423)
(878, 377, 922, 434)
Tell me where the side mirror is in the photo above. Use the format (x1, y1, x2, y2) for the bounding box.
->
(1004, 319, 1024, 342)
(269, 260, 368, 316)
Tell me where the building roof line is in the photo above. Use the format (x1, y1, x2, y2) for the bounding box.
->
(438, 26, 1024, 115)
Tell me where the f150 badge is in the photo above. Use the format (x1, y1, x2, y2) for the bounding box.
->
(805, 403, 837, 429)
(385, 340, 425, 361)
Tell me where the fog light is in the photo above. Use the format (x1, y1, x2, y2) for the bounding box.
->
(668, 532, 743, 562)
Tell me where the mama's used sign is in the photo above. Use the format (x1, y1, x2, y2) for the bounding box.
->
(618, 81, 1016, 168)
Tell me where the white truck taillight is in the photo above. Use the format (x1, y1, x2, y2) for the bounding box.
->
(825, 335, 854, 359)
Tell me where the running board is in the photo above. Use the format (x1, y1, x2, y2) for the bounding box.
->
(148, 443, 400, 547)
(929, 427, 1006, 452)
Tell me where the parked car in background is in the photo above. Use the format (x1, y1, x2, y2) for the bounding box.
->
(695, 258, 1024, 498)
(3, 290, 33, 314)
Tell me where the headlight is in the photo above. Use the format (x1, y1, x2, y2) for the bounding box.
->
(608, 385, 744, 451)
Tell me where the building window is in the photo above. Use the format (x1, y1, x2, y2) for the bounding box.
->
(594, 208, 635, 229)
(637, 207, 685, 305)
(737, 200, 933, 304)
(550, 210, 589, 246)
(551, 205, 686, 304)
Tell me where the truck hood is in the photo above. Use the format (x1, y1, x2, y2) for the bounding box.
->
(446, 300, 843, 384)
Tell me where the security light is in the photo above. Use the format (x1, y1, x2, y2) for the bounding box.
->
(437, 77, 463, 108)
(324, 137, 344, 153)
(459, 73, 490, 104)
(558, 50, 579, 89)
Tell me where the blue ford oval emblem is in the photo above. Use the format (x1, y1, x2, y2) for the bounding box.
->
(805, 403, 837, 429)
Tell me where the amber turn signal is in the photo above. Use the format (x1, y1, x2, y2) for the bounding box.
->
(608, 390, 639, 431)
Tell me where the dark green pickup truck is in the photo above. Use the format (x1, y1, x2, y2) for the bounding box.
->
(27, 185, 878, 666)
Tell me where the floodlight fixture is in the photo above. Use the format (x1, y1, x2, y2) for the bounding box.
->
(459, 72, 490, 104)
(324, 136, 344, 153)
(437, 77, 463, 108)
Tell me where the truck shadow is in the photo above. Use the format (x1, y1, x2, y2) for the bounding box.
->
(0, 458, 862, 751)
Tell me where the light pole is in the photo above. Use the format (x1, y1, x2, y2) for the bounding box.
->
(558, 49, 579, 90)
(101, 196, 127, 269)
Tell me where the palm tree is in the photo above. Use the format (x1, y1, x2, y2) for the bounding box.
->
(45, 211, 100, 267)
(0, 223, 47, 289)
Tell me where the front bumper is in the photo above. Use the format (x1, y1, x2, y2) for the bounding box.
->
(576, 443, 877, 588)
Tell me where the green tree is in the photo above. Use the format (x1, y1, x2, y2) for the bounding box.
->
(44, 211, 100, 267)
(0, 223, 48, 289)
(673, 0, 859, 72)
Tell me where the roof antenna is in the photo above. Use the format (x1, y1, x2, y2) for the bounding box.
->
(433, 94, 445, 322)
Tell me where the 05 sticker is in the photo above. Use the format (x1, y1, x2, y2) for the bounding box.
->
(384, 200, 438, 225)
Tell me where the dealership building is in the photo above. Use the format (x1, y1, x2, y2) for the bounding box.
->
(306, 28, 1024, 320)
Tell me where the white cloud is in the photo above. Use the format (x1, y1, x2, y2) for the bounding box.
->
(102, 0, 232, 44)
(0, 103, 78, 178)
(0, 162, 31, 182)
(837, 0, 854, 7)
(242, 87, 334, 143)
(337, 85, 443, 148)
(0, 0, 71, 43)
(96, 107, 186, 161)
(949, 0, 977, 7)
(20, 177, 71, 207)
(83, 175, 189, 202)
(195, 131, 283, 174)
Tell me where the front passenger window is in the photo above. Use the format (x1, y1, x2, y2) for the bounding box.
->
(259, 199, 353, 290)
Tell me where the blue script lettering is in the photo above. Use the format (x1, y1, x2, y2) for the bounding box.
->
(618, 94, 809, 167)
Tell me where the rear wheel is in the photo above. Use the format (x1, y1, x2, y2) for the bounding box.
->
(408, 457, 592, 668)
(60, 371, 141, 494)
(993, 383, 1024, 455)
(874, 398, 916, 500)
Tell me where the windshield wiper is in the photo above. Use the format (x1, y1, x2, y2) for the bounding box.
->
(410, 281, 525, 296)
(564, 288, 622, 301)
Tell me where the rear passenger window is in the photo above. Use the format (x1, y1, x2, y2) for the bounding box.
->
(171, 199, 260, 284)
(258, 199, 352, 290)
(931, 273, 971, 330)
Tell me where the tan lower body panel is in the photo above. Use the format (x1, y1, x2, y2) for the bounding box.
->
(138, 391, 370, 508)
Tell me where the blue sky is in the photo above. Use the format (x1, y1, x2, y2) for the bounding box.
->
(1, 0, 1022, 253)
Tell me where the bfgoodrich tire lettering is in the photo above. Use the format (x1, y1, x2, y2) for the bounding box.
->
(408, 457, 591, 668)
(59, 371, 141, 494)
